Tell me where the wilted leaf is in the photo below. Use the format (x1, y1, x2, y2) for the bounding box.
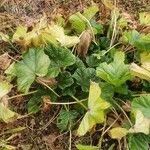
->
(0, 102, 17, 123)
(16, 48, 50, 93)
(129, 110, 150, 135)
(0, 81, 12, 98)
(132, 95, 150, 119)
(77, 82, 110, 136)
(0, 53, 11, 70)
(109, 127, 128, 139)
(130, 63, 150, 81)
(76, 30, 92, 57)
(96, 51, 131, 87)
(73, 67, 96, 92)
(101, 0, 114, 9)
(76, 144, 99, 150)
(139, 12, 150, 26)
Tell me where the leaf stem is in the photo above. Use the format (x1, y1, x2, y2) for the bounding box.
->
(114, 101, 133, 126)
(7, 90, 37, 100)
(47, 99, 87, 105)
(71, 96, 88, 110)
(132, 93, 150, 96)
(38, 80, 60, 97)
(102, 42, 120, 56)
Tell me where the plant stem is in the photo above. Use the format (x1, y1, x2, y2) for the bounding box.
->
(7, 90, 37, 100)
(71, 96, 88, 110)
(48, 99, 87, 106)
(38, 80, 60, 97)
(114, 101, 133, 126)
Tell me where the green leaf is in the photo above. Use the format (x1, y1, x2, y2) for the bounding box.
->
(46, 64, 60, 78)
(73, 67, 96, 92)
(121, 30, 140, 45)
(100, 82, 114, 102)
(77, 82, 110, 136)
(109, 127, 128, 139)
(132, 95, 150, 119)
(86, 55, 101, 67)
(69, 13, 86, 33)
(134, 34, 150, 51)
(128, 133, 150, 150)
(45, 44, 76, 69)
(27, 97, 42, 113)
(0, 103, 16, 123)
(0, 81, 12, 98)
(96, 51, 131, 87)
(83, 5, 99, 20)
(76, 144, 99, 150)
(121, 31, 150, 51)
(90, 20, 103, 34)
(16, 48, 50, 93)
(114, 84, 128, 95)
(57, 71, 74, 89)
(139, 12, 150, 26)
(62, 85, 76, 96)
(57, 109, 78, 131)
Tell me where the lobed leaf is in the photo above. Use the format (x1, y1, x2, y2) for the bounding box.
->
(16, 48, 50, 93)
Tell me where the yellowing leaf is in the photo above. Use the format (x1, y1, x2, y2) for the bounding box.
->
(83, 5, 99, 20)
(129, 110, 150, 135)
(141, 52, 150, 71)
(77, 82, 110, 136)
(130, 63, 150, 81)
(0, 81, 12, 98)
(0, 102, 17, 123)
(47, 24, 80, 47)
(109, 127, 128, 139)
(0, 32, 9, 42)
(12, 25, 28, 42)
(101, 0, 114, 10)
(139, 12, 150, 26)
(76, 144, 99, 150)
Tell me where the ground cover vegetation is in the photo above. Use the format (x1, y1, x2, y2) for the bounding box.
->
(0, 1, 150, 149)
